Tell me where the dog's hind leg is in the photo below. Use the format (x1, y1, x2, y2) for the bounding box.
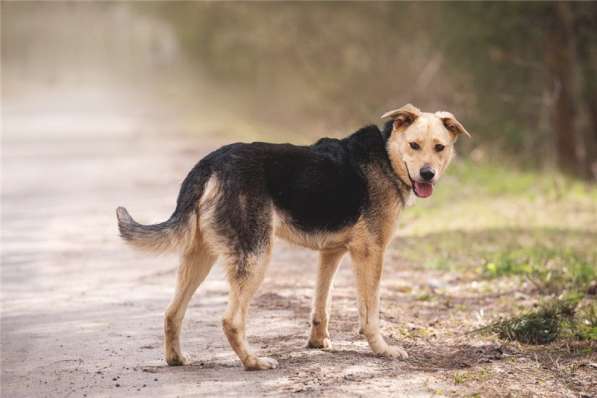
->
(164, 239, 217, 366)
(222, 246, 277, 371)
(307, 249, 345, 350)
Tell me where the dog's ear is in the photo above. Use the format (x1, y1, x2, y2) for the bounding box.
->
(435, 111, 471, 138)
(380, 103, 421, 130)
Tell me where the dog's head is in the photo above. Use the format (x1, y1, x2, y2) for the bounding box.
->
(381, 104, 470, 198)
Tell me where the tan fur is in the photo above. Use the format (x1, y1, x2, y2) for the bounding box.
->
(383, 104, 469, 187)
(164, 238, 217, 366)
(274, 211, 355, 251)
(221, 241, 276, 370)
(196, 176, 234, 257)
(307, 249, 346, 349)
(133, 105, 467, 370)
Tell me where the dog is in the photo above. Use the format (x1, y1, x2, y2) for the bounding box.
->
(116, 104, 470, 370)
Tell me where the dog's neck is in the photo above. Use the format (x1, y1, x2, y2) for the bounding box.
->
(386, 148, 411, 188)
(379, 121, 412, 195)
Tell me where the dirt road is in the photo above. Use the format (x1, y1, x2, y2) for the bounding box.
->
(4, 92, 592, 398)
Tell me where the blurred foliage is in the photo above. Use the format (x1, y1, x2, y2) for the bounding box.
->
(148, 3, 476, 136)
(438, 3, 554, 159)
(4, 2, 597, 175)
(143, 2, 597, 175)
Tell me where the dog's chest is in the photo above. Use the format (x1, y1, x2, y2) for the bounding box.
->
(364, 180, 408, 242)
(404, 190, 416, 207)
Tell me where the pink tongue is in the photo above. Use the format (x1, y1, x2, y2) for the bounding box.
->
(414, 182, 433, 198)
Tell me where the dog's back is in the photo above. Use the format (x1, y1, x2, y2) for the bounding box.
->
(116, 124, 392, 253)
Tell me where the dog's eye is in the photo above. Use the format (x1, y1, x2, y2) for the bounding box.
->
(435, 144, 445, 152)
(409, 142, 420, 150)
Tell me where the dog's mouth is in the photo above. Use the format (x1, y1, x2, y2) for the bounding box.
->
(403, 162, 434, 198)
(413, 181, 433, 198)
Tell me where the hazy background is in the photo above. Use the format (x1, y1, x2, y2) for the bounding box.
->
(3, 1, 596, 177)
(2, 4, 597, 397)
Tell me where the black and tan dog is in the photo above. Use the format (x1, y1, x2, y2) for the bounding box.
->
(116, 104, 470, 370)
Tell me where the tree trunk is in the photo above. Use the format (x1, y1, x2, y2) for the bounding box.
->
(583, 93, 597, 180)
(574, 3, 597, 180)
(545, 2, 579, 174)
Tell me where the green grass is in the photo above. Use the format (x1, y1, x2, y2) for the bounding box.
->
(443, 160, 596, 199)
(482, 246, 595, 294)
(398, 159, 597, 235)
(476, 246, 596, 343)
(397, 159, 596, 270)
(393, 160, 597, 344)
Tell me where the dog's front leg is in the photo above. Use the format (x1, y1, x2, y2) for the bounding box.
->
(307, 249, 346, 350)
(349, 245, 408, 359)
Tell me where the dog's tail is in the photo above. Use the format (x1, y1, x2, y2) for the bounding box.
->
(116, 161, 212, 253)
(115, 207, 196, 253)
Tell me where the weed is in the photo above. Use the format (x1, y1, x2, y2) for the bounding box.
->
(452, 369, 491, 385)
(482, 252, 533, 278)
(416, 292, 433, 302)
(476, 297, 594, 344)
(453, 372, 467, 385)
(562, 300, 597, 341)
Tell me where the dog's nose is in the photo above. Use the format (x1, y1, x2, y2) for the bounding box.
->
(420, 166, 435, 181)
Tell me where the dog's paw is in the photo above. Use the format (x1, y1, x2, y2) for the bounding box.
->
(377, 345, 408, 360)
(165, 352, 190, 366)
(307, 337, 333, 350)
(243, 356, 278, 371)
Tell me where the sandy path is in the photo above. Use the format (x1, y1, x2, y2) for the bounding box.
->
(1, 92, 446, 397)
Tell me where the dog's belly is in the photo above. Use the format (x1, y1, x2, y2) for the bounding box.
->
(273, 212, 351, 251)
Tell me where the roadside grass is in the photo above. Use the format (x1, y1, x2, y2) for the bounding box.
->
(385, 159, 596, 395)
(482, 246, 595, 293)
(398, 159, 597, 235)
(394, 159, 597, 344)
